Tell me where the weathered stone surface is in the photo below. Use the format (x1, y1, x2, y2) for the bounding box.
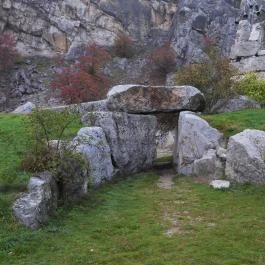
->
(12, 101, 36, 114)
(73, 127, 115, 186)
(107, 85, 205, 114)
(232, 55, 265, 73)
(172, 0, 239, 64)
(211, 95, 261, 113)
(175, 111, 224, 178)
(13, 171, 57, 229)
(210, 180, 230, 189)
(82, 111, 157, 174)
(194, 149, 224, 179)
(0, 0, 177, 56)
(226, 129, 265, 184)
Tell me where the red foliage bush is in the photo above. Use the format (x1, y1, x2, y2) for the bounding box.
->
(0, 32, 19, 72)
(78, 42, 111, 74)
(51, 42, 111, 104)
(113, 33, 134, 58)
(148, 41, 177, 74)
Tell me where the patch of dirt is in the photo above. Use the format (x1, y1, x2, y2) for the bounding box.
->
(157, 169, 175, 190)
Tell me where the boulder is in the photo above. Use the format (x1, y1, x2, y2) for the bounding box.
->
(211, 95, 261, 113)
(82, 111, 157, 174)
(12, 102, 36, 114)
(226, 129, 265, 183)
(175, 111, 224, 178)
(106, 85, 205, 113)
(13, 172, 58, 229)
(73, 127, 115, 186)
(210, 180, 230, 189)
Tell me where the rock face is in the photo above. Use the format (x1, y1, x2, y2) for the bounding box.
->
(175, 111, 224, 179)
(73, 127, 115, 186)
(107, 85, 205, 114)
(211, 95, 261, 113)
(226, 129, 265, 184)
(82, 111, 157, 174)
(12, 101, 36, 114)
(230, 2, 265, 73)
(0, 0, 177, 56)
(171, 0, 240, 64)
(0, 0, 240, 61)
(13, 171, 57, 229)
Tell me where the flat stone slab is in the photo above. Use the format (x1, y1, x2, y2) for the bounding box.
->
(107, 85, 205, 113)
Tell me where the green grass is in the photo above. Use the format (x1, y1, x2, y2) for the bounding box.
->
(2, 174, 265, 264)
(2, 109, 265, 264)
(203, 108, 265, 137)
(0, 113, 82, 186)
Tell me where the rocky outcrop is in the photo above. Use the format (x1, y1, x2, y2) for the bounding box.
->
(226, 129, 265, 184)
(0, 0, 241, 61)
(82, 111, 157, 174)
(0, 0, 178, 56)
(73, 127, 115, 186)
(174, 111, 225, 179)
(171, 0, 240, 64)
(230, 1, 265, 73)
(211, 95, 261, 113)
(13, 171, 58, 229)
(107, 85, 205, 114)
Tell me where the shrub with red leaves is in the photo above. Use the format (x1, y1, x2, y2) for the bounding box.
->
(51, 42, 111, 104)
(0, 32, 19, 72)
(148, 41, 177, 74)
(113, 33, 134, 58)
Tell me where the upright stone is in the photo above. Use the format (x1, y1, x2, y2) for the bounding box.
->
(175, 111, 224, 179)
(82, 111, 157, 174)
(73, 127, 115, 186)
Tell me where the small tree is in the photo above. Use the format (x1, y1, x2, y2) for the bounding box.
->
(21, 108, 88, 201)
(0, 32, 19, 72)
(113, 33, 134, 58)
(176, 37, 237, 112)
(51, 42, 111, 104)
(148, 41, 177, 74)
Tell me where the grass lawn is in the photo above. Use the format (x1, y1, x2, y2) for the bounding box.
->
(1, 109, 265, 264)
(203, 108, 265, 137)
(1, 173, 265, 264)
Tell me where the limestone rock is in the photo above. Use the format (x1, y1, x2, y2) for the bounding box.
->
(107, 85, 205, 114)
(175, 111, 224, 178)
(73, 127, 115, 186)
(12, 101, 36, 114)
(211, 95, 261, 113)
(13, 172, 57, 229)
(194, 149, 224, 179)
(226, 129, 265, 184)
(82, 111, 157, 174)
(210, 180, 230, 189)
